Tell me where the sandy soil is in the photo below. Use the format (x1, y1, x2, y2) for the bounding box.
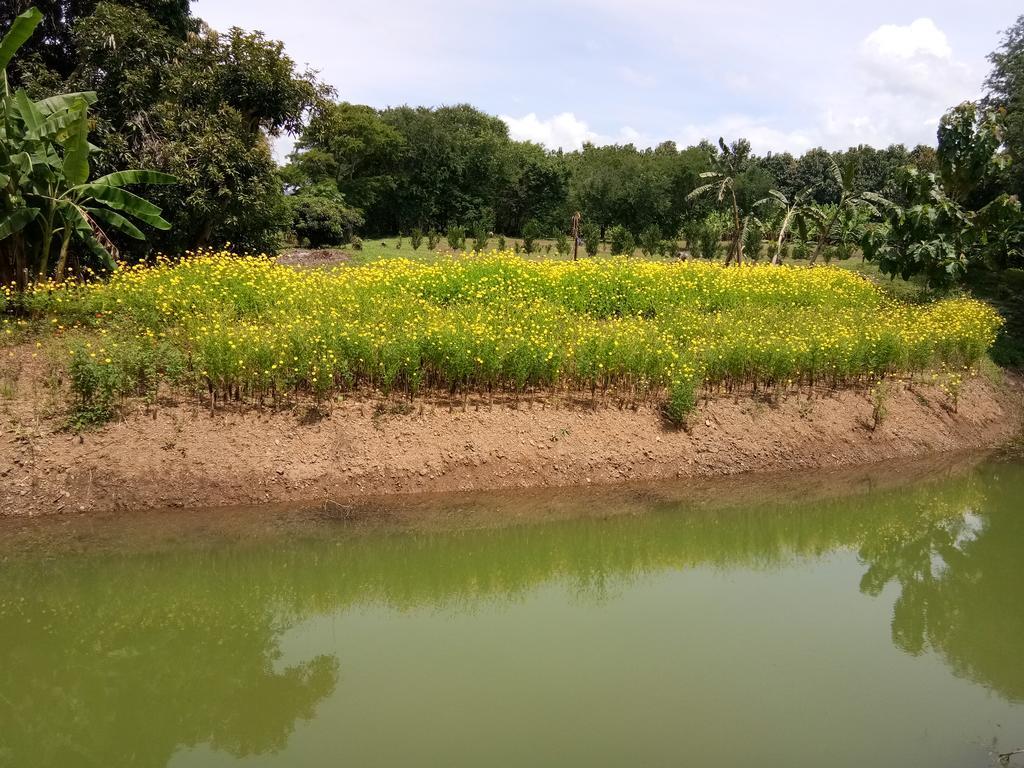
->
(274, 248, 351, 268)
(1, 344, 1021, 516)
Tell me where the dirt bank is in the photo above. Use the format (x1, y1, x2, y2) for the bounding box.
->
(1, 351, 1021, 516)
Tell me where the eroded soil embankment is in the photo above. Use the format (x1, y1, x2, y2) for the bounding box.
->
(2, 358, 1021, 516)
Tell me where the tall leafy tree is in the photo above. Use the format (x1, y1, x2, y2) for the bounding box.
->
(12, 3, 324, 255)
(984, 14, 1024, 198)
(1, 7, 175, 287)
(937, 102, 1006, 206)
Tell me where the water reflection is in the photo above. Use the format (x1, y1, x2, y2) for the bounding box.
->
(0, 549, 339, 767)
(1, 459, 1022, 766)
(857, 465, 1024, 702)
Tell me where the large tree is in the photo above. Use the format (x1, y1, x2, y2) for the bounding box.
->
(10, 2, 323, 255)
(984, 14, 1024, 198)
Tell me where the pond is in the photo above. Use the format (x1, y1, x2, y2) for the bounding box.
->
(1, 454, 1023, 767)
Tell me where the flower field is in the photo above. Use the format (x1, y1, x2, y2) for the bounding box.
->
(9, 251, 1003, 424)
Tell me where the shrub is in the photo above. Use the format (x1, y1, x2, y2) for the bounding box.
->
(447, 225, 466, 251)
(583, 223, 600, 257)
(869, 381, 890, 431)
(554, 231, 570, 258)
(608, 225, 633, 256)
(410, 227, 424, 250)
(497, 234, 506, 251)
(395, 235, 403, 250)
(662, 377, 698, 428)
(66, 333, 186, 427)
(350, 236, 363, 251)
(697, 221, 722, 260)
(288, 194, 363, 248)
(743, 224, 762, 262)
(427, 229, 441, 250)
(472, 223, 489, 252)
(522, 220, 541, 254)
(640, 225, 662, 257)
(681, 220, 702, 253)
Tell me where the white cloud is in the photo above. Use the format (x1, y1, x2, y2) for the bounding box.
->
(860, 18, 972, 100)
(863, 17, 951, 60)
(819, 17, 979, 148)
(500, 112, 604, 150)
(199, 0, 1015, 157)
(500, 111, 816, 156)
(675, 117, 817, 155)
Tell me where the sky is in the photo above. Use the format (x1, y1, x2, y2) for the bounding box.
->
(194, 0, 1021, 159)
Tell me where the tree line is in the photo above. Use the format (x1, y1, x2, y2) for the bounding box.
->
(284, 101, 940, 245)
(2, 2, 1024, 293)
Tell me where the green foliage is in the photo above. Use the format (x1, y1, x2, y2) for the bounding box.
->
(446, 225, 466, 251)
(639, 224, 661, 257)
(680, 220, 702, 253)
(582, 223, 600, 257)
(1, 8, 175, 287)
(869, 381, 890, 431)
(496, 234, 506, 251)
(607, 225, 631, 256)
(66, 329, 186, 427)
(743, 221, 762, 262)
(754, 187, 819, 264)
(472, 222, 489, 252)
(937, 102, 1005, 204)
(9, 4, 324, 259)
(554, 231, 570, 257)
(861, 163, 1023, 290)
(522, 219, 541, 254)
(410, 227, 423, 250)
(662, 377, 697, 428)
(806, 156, 878, 264)
(427, 229, 440, 250)
(984, 15, 1024, 199)
(350, 235, 363, 251)
(696, 217, 723, 260)
(288, 193, 362, 248)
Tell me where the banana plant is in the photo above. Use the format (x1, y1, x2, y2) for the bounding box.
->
(1, 7, 175, 288)
(687, 139, 749, 265)
(754, 187, 821, 265)
(808, 156, 879, 264)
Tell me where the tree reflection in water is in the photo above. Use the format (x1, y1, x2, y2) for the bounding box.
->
(0, 556, 339, 768)
(1, 459, 1022, 766)
(857, 463, 1024, 702)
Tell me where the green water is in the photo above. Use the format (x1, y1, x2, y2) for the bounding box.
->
(2, 457, 1024, 768)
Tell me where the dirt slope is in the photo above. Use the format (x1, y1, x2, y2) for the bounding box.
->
(2, 346, 1020, 517)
